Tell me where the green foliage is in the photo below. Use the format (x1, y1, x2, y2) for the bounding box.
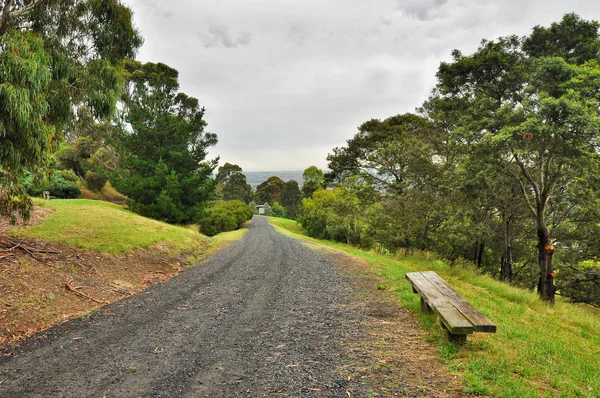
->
(256, 176, 285, 205)
(198, 200, 253, 236)
(0, 30, 53, 222)
(20, 170, 80, 199)
(319, 13, 600, 303)
(271, 202, 286, 218)
(557, 261, 600, 307)
(216, 163, 252, 203)
(302, 165, 324, 198)
(111, 61, 218, 224)
(280, 180, 302, 219)
(55, 110, 114, 191)
(428, 14, 600, 301)
(0, 0, 142, 222)
(248, 201, 259, 215)
(299, 187, 372, 247)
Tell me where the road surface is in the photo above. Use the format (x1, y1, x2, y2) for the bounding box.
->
(1, 216, 364, 397)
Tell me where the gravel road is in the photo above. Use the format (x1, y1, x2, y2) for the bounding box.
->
(0, 216, 372, 397)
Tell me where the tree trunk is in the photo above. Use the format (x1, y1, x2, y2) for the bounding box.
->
(500, 215, 513, 283)
(537, 224, 556, 302)
(477, 235, 485, 268)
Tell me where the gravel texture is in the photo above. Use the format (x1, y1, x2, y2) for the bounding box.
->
(0, 216, 367, 397)
(1, 216, 466, 397)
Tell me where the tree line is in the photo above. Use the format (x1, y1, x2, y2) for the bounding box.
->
(300, 13, 600, 305)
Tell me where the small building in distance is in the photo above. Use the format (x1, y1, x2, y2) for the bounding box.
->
(256, 205, 265, 215)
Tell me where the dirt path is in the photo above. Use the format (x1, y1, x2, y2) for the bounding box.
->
(0, 216, 462, 397)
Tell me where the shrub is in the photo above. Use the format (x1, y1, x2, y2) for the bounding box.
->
(20, 170, 81, 199)
(271, 202, 286, 218)
(59, 169, 80, 183)
(248, 201, 259, 215)
(84, 170, 107, 191)
(198, 200, 253, 236)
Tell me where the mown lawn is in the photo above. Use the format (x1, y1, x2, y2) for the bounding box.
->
(269, 217, 600, 398)
(14, 199, 208, 254)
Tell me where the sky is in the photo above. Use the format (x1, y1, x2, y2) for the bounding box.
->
(122, 0, 600, 171)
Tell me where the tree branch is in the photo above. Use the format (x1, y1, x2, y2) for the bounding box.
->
(8, 0, 43, 18)
(0, 0, 14, 36)
(0, 0, 44, 36)
(555, 268, 600, 291)
(499, 161, 537, 217)
(509, 145, 541, 203)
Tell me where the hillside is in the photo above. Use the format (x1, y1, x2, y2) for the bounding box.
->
(270, 217, 600, 397)
(0, 199, 245, 346)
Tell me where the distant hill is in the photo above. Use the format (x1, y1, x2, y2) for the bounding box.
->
(244, 171, 304, 189)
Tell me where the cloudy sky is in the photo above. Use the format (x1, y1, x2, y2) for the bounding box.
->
(122, 0, 600, 171)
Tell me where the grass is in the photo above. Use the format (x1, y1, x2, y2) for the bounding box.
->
(13, 199, 207, 254)
(269, 217, 600, 398)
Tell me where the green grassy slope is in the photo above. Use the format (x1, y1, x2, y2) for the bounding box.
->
(14, 199, 221, 254)
(270, 217, 600, 398)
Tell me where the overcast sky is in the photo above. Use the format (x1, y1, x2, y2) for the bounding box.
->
(122, 0, 600, 171)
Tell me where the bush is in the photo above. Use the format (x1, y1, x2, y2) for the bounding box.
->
(248, 201, 259, 215)
(59, 169, 80, 183)
(20, 170, 81, 199)
(198, 200, 253, 236)
(84, 170, 107, 191)
(271, 202, 286, 218)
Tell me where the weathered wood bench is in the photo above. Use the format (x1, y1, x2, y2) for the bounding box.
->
(405, 271, 496, 344)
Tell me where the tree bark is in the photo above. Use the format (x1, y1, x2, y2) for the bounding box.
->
(537, 224, 556, 302)
(0, 0, 13, 36)
(477, 235, 485, 268)
(500, 215, 513, 283)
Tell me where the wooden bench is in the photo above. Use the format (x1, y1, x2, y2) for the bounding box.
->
(405, 271, 496, 344)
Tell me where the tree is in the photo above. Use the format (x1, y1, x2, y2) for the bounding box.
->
(326, 113, 438, 194)
(111, 61, 218, 224)
(216, 163, 252, 203)
(301, 166, 324, 198)
(428, 13, 600, 301)
(280, 180, 302, 219)
(256, 176, 285, 205)
(0, 0, 141, 222)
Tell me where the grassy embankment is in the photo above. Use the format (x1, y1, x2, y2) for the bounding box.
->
(17, 198, 245, 255)
(269, 217, 600, 398)
(1, 199, 246, 344)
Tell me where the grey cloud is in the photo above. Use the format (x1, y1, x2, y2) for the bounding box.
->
(287, 23, 310, 46)
(124, 0, 600, 171)
(395, 0, 449, 21)
(201, 25, 253, 49)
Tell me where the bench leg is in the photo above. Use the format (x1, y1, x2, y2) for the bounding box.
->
(440, 324, 467, 345)
(420, 297, 433, 313)
(446, 331, 467, 345)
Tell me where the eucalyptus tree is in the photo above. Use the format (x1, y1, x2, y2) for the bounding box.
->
(301, 165, 324, 198)
(216, 163, 252, 203)
(427, 13, 600, 301)
(0, 0, 141, 221)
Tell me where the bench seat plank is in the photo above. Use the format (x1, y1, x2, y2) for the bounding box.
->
(421, 271, 496, 333)
(405, 272, 473, 334)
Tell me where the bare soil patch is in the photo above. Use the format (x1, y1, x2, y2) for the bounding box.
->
(0, 208, 208, 347)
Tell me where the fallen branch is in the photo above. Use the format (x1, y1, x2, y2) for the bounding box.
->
(1, 239, 40, 261)
(65, 280, 109, 305)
